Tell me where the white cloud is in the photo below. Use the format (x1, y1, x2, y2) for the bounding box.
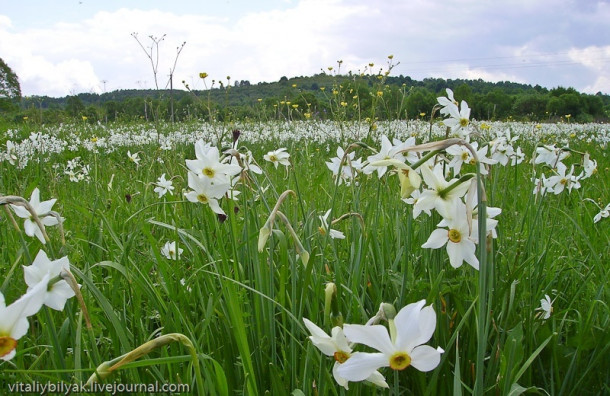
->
(429, 63, 526, 85)
(0, 0, 609, 96)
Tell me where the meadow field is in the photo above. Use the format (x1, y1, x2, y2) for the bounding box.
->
(1, 95, 609, 394)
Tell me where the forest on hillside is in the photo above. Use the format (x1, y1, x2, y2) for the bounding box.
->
(2, 56, 609, 125)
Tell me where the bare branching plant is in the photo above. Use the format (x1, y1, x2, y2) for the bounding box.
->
(131, 32, 186, 123)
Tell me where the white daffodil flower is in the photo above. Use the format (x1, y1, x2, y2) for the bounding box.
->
(337, 300, 444, 382)
(303, 318, 388, 390)
(154, 173, 175, 198)
(161, 241, 183, 260)
(422, 199, 479, 270)
(193, 139, 214, 160)
(362, 135, 406, 178)
(544, 162, 581, 195)
(318, 210, 345, 239)
(0, 274, 49, 361)
(23, 250, 76, 311)
(184, 172, 229, 215)
(186, 146, 241, 185)
(442, 100, 471, 138)
(127, 150, 140, 165)
(230, 150, 262, 175)
(6, 140, 18, 165)
(446, 142, 497, 175)
(326, 146, 363, 186)
(414, 163, 470, 219)
(10, 188, 61, 244)
(402, 190, 432, 218)
(535, 294, 553, 320)
(264, 148, 291, 168)
(534, 144, 569, 167)
(437, 88, 458, 116)
(580, 153, 597, 179)
(594, 203, 610, 223)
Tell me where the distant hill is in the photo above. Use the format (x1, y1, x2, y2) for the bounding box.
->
(16, 73, 610, 123)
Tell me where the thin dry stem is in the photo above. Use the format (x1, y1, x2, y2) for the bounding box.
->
(0, 195, 51, 243)
(60, 269, 92, 329)
(331, 212, 365, 233)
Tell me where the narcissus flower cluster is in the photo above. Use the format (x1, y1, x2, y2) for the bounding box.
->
(304, 300, 443, 390)
(1, 249, 78, 361)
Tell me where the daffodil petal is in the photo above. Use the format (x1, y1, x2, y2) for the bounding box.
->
(410, 345, 443, 372)
(394, 300, 426, 351)
(342, 324, 394, 356)
(422, 229, 448, 249)
(336, 352, 388, 382)
(401, 305, 437, 352)
(332, 362, 349, 390)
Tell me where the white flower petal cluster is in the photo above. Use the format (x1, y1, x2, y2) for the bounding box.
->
(64, 156, 90, 183)
(184, 140, 242, 216)
(531, 145, 598, 197)
(362, 135, 411, 178)
(413, 163, 470, 219)
(489, 129, 523, 166)
(10, 188, 62, 244)
(23, 250, 76, 311)
(304, 300, 443, 390)
(154, 173, 175, 198)
(446, 141, 497, 175)
(318, 210, 345, 239)
(0, 275, 49, 361)
(326, 146, 363, 186)
(543, 162, 581, 195)
(186, 145, 241, 185)
(5, 140, 18, 165)
(127, 150, 140, 165)
(593, 203, 609, 223)
(185, 173, 229, 215)
(423, 199, 479, 270)
(161, 241, 183, 260)
(264, 148, 291, 168)
(535, 294, 554, 320)
(437, 89, 471, 138)
(302, 319, 388, 390)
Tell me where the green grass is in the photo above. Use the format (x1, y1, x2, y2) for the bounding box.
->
(0, 118, 608, 395)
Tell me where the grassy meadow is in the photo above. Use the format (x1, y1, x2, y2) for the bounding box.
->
(1, 107, 609, 394)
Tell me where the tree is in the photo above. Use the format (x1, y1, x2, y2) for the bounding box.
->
(65, 96, 85, 117)
(453, 83, 473, 104)
(512, 94, 548, 120)
(405, 87, 436, 119)
(483, 88, 513, 120)
(0, 58, 21, 112)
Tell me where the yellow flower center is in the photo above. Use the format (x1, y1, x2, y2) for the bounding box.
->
(197, 194, 209, 203)
(389, 352, 411, 370)
(461, 152, 469, 161)
(203, 167, 215, 177)
(269, 155, 278, 162)
(318, 226, 327, 236)
(560, 178, 567, 185)
(459, 118, 469, 127)
(448, 229, 462, 243)
(334, 350, 350, 364)
(0, 336, 17, 358)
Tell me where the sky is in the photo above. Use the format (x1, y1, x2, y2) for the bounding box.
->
(1, 0, 609, 98)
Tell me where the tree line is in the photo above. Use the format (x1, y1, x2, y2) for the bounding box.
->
(2, 61, 609, 125)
